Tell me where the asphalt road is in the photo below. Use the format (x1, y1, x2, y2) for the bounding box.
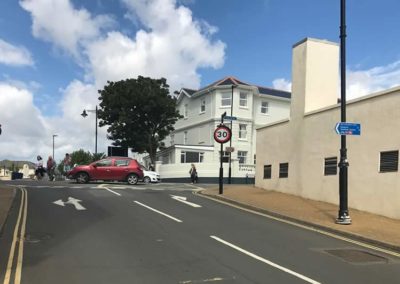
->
(1, 180, 400, 284)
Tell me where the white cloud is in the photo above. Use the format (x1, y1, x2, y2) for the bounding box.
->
(0, 39, 34, 66)
(272, 78, 291, 92)
(19, 0, 115, 58)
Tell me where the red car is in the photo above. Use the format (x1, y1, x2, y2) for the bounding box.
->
(67, 157, 143, 185)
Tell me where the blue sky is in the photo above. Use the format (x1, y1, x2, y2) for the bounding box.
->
(0, 0, 399, 161)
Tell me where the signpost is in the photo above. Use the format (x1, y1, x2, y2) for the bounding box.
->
(335, 122, 361, 136)
(224, 116, 237, 121)
(215, 112, 232, 194)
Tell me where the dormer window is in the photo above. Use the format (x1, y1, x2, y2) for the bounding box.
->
(221, 93, 231, 107)
(200, 99, 206, 113)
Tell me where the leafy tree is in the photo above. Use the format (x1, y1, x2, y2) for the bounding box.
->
(91, 152, 106, 162)
(98, 76, 182, 164)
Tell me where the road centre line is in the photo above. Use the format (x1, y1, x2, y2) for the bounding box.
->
(133, 201, 182, 223)
(210, 236, 320, 284)
(3, 187, 27, 284)
(198, 193, 400, 258)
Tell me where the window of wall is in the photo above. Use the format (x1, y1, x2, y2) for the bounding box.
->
(380, 150, 399, 173)
(170, 134, 175, 146)
(221, 93, 231, 107)
(279, 162, 289, 178)
(254, 154, 256, 165)
(239, 124, 247, 139)
(220, 151, 230, 163)
(184, 104, 188, 118)
(184, 131, 188, 145)
(181, 151, 204, 163)
(324, 157, 337, 175)
(237, 151, 247, 164)
(200, 99, 206, 113)
(261, 101, 269, 114)
(239, 92, 248, 107)
(263, 165, 271, 179)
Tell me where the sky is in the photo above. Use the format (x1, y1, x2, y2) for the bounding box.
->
(0, 0, 399, 163)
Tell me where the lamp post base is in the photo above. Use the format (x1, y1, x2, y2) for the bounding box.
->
(336, 214, 352, 225)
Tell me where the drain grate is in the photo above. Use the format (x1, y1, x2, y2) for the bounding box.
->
(325, 249, 388, 264)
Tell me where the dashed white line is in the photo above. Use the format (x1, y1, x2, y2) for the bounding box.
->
(210, 236, 320, 284)
(133, 201, 182, 223)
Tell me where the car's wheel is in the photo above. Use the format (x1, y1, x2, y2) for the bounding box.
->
(76, 172, 89, 184)
(127, 173, 138, 185)
(143, 176, 151, 184)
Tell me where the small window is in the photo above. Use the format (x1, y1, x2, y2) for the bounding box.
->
(261, 101, 269, 114)
(221, 93, 231, 107)
(170, 134, 175, 146)
(279, 162, 288, 178)
(239, 92, 248, 107)
(238, 151, 247, 164)
(380, 150, 399, 173)
(239, 124, 247, 139)
(263, 165, 271, 179)
(181, 151, 204, 163)
(254, 154, 256, 165)
(324, 157, 337, 175)
(220, 151, 230, 163)
(200, 99, 206, 113)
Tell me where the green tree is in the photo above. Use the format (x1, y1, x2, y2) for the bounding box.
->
(98, 76, 182, 164)
(91, 152, 106, 162)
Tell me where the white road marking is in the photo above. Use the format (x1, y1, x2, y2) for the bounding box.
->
(134, 201, 182, 223)
(53, 197, 86, 211)
(97, 183, 122, 196)
(179, 277, 228, 283)
(210, 236, 321, 284)
(170, 195, 202, 208)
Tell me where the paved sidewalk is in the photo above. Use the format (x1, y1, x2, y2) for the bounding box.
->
(200, 185, 400, 253)
(0, 186, 16, 233)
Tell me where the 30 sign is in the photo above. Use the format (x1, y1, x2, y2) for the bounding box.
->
(214, 125, 231, 144)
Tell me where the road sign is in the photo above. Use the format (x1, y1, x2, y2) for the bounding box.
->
(335, 122, 361, 135)
(225, 147, 235, 152)
(224, 116, 237, 121)
(214, 125, 232, 143)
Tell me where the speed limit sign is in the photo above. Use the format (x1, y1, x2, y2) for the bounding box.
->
(214, 125, 231, 144)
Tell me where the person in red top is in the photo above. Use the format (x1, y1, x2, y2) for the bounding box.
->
(47, 156, 56, 181)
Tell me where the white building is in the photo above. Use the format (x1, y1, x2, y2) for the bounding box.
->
(256, 38, 400, 219)
(148, 76, 291, 183)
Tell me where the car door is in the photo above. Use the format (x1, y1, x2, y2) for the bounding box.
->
(112, 159, 131, 180)
(91, 158, 114, 180)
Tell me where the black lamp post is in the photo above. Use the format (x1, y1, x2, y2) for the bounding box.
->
(337, 0, 351, 225)
(228, 84, 237, 184)
(52, 134, 58, 160)
(81, 105, 98, 155)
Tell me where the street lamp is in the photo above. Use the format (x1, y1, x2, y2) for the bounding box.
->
(52, 134, 58, 160)
(81, 105, 98, 155)
(228, 84, 237, 184)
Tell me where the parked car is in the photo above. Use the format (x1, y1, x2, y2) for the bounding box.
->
(67, 157, 143, 185)
(142, 170, 161, 184)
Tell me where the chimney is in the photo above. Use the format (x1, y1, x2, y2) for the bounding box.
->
(290, 38, 339, 118)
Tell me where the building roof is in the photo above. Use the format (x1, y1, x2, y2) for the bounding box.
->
(179, 76, 291, 99)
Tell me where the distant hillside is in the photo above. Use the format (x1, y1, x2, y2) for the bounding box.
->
(0, 160, 36, 169)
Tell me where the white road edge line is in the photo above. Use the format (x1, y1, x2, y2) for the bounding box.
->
(198, 193, 400, 258)
(134, 201, 182, 223)
(97, 184, 121, 196)
(210, 236, 320, 284)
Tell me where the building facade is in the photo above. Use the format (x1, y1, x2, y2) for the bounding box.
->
(148, 77, 291, 182)
(256, 38, 400, 219)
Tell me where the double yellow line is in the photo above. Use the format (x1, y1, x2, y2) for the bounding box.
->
(3, 187, 28, 284)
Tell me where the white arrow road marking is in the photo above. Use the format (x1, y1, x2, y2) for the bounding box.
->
(53, 197, 86, 210)
(170, 195, 202, 208)
(134, 201, 182, 223)
(210, 236, 320, 284)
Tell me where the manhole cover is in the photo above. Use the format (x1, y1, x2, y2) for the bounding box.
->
(325, 249, 388, 264)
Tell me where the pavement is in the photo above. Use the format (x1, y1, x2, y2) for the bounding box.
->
(1, 183, 399, 254)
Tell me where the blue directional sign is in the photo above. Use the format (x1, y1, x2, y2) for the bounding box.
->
(335, 122, 361, 135)
(224, 116, 237, 121)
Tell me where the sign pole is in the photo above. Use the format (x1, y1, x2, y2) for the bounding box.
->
(219, 112, 227, 194)
(337, 0, 351, 225)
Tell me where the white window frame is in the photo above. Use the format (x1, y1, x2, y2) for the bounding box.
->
(237, 151, 247, 164)
(238, 124, 247, 140)
(221, 93, 231, 108)
(180, 151, 204, 163)
(200, 99, 206, 113)
(239, 92, 248, 108)
(170, 134, 175, 146)
(261, 101, 269, 114)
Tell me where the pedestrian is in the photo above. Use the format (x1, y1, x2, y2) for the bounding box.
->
(63, 153, 72, 174)
(47, 155, 56, 181)
(189, 163, 198, 184)
(35, 155, 45, 180)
